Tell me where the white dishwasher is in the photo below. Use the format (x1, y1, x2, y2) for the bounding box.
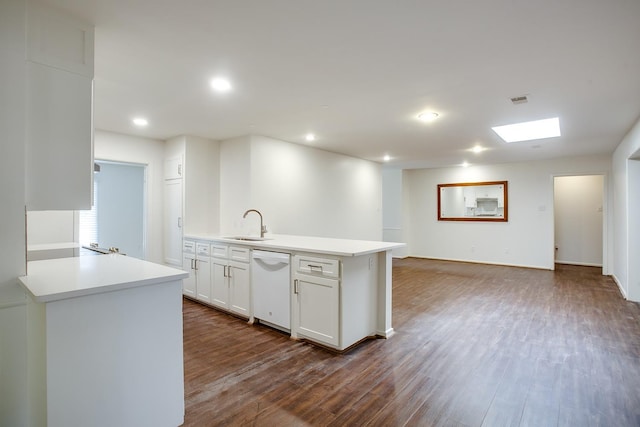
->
(251, 250, 291, 331)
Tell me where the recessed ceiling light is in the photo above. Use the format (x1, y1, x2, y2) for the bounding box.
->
(417, 111, 439, 122)
(492, 117, 560, 143)
(461, 161, 470, 168)
(210, 77, 232, 92)
(471, 145, 485, 154)
(132, 117, 148, 127)
(383, 155, 391, 162)
(305, 133, 315, 142)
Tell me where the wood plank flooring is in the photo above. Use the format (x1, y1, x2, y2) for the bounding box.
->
(182, 258, 640, 426)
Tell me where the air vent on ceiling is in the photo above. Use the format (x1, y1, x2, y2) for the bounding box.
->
(510, 95, 528, 105)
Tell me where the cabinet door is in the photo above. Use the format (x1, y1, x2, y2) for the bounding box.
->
(27, 0, 94, 77)
(25, 2, 94, 210)
(164, 180, 183, 266)
(26, 62, 93, 210)
(164, 156, 183, 180)
(229, 261, 250, 317)
(195, 256, 211, 304)
(182, 254, 196, 298)
(211, 259, 229, 310)
(295, 274, 339, 347)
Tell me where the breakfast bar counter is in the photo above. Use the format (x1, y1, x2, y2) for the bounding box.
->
(19, 255, 188, 427)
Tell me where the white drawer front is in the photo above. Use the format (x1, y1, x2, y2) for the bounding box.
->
(211, 244, 228, 259)
(196, 242, 210, 256)
(229, 246, 250, 262)
(294, 255, 340, 278)
(183, 240, 195, 254)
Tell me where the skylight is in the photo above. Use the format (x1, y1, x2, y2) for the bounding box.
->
(492, 117, 560, 143)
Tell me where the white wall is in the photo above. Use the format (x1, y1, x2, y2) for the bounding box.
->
(219, 135, 252, 234)
(0, 0, 28, 425)
(220, 135, 382, 240)
(26, 211, 76, 245)
(182, 135, 220, 235)
(404, 154, 611, 269)
(628, 158, 640, 300)
(553, 175, 604, 266)
(94, 130, 165, 263)
(612, 116, 640, 300)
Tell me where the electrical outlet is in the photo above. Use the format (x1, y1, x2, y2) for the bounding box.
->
(368, 257, 373, 270)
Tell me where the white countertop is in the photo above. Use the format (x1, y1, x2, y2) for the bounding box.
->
(19, 254, 189, 303)
(184, 234, 405, 257)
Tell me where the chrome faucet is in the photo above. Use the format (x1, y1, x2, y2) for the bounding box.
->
(243, 209, 267, 238)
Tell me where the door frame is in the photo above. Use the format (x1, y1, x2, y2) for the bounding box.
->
(551, 172, 609, 275)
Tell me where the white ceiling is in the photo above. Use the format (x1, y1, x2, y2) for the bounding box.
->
(45, 0, 640, 168)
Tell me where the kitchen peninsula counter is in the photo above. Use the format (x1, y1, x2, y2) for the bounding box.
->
(186, 233, 404, 257)
(19, 255, 187, 427)
(183, 233, 404, 350)
(20, 253, 188, 302)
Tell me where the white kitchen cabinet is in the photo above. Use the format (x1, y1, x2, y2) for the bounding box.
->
(210, 244, 251, 318)
(228, 260, 250, 316)
(211, 257, 228, 309)
(294, 273, 339, 347)
(164, 156, 183, 180)
(165, 136, 219, 234)
(182, 240, 196, 298)
(25, 1, 94, 211)
(164, 136, 219, 266)
(292, 252, 378, 351)
(194, 243, 212, 304)
(464, 187, 477, 208)
(182, 240, 211, 302)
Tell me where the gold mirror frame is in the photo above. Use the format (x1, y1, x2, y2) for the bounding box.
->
(437, 181, 508, 222)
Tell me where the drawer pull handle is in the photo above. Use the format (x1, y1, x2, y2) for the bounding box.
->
(308, 264, 323, 272)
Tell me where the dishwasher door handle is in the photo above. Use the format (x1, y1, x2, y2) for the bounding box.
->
(252, 250, 290, 262)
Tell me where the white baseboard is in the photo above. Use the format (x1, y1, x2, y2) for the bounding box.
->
(555, 260, 603, 267)
(611, 274, 627, 299)
(409, 255, 552, 270)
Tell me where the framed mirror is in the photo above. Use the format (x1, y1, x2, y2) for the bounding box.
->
(438, 181, 508, 222)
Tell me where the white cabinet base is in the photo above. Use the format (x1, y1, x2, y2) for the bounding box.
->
(28, 280, 184, 427)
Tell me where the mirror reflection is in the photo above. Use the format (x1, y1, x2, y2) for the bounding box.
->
(438, 181, 508, 221)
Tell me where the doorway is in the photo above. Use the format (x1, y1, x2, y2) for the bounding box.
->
(553, 175, 604, 269)
(79, 160, 146, 259)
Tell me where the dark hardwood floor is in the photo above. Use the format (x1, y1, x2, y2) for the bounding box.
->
(182, 258, 640, 427)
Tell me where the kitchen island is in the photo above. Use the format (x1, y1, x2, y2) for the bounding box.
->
(183, 234, 404, 351)
(19, 254, 188, 427)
